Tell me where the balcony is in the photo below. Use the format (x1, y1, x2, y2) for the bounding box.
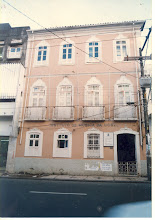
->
(114, 105, 137, 121)
(52, 106, 74, 121)
(25, 106, 46, 121)
(82, 106, 105, 121)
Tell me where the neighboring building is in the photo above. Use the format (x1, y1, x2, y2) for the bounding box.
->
(0, 23, 30, 171)
(13, 21, 147, 176)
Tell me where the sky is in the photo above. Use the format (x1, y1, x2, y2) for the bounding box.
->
(0, 0, 152, 29)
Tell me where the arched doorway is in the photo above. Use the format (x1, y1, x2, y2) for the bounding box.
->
(114, 128, 141, 176)
(117, 134, 137, 175)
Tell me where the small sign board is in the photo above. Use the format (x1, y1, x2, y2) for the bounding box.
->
(104, 132, 113, 146)
(101, 163, 112, 171)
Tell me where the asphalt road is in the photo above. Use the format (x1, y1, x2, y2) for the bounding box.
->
(0, 177, 151, 217)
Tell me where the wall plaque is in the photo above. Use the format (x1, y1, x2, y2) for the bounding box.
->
(104, 132, 114, 146)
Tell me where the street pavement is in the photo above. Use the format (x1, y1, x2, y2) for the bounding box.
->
(0, 177, 151, 217)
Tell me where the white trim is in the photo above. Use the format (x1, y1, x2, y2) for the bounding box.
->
(59, 38, 75, 65)
(53, 128, 72, 158)
(24, 128, 43, 157)
(114, 128, 141, 175)
(33, 40, 50, 67)
(7, 46, 22, 59)
(85, 36, 102, 64)
(84, 127, 103, 159)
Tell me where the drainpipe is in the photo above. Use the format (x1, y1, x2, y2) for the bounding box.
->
(20, 33, 34, 144)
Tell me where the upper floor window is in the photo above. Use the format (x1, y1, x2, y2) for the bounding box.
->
(0, 46, 4, 59)
(89, 42, 98, 58)
(34, 41, 49, 66)
(113, 34, 130, 62)
(29, 79, 47, 107)
(116, 41, 127, 61)
(86, 36, 101, 63)
(24, 129, 43, 157)
(59, 39, 75, 65)
(85, 77, 103, 106)
(62, 44, 72, 60)
(37, 46, 47, 61)
(7, 46, 22, 59)
(114, 76, 134, 105)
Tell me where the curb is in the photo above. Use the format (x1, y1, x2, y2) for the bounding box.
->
(0, 174, 150, 183)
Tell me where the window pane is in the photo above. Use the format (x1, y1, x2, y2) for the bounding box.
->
(30, 134, 33, 138)
(36, 135, 39, 138)
(95, 52, 98, 57)
(122, 45, 127, 56)
(35, 140, 39, 147)
(119, 92, 124, 104)
(89, 42, 92, 46)
(37, 56, 41, 61)
(29, 140, 33, 146)
(63, 54, 66, 59)
(116, 41, 120, 44)
(43, 51, 47, 55)
(68, 48, 72, 53)
(68, 53, 72, 59)
(11, 48, 15, 52)
(58, 135, 61, 138)
(116, 46, 121, 56)
(44, 46, 47, 49)
(43, 56, 46, 60)
(39, 47, 43, 49)
(17, 48, 21, 52)
(65, 140, 68, 148)
(95, 42, 98, 45)
(33, 98, 37, 106)
(58, 140, 65, 148)
(95, 47, 98, 52)
(63, 45, 66, 48)
(69, 44, 72, 47)
(65, 135, 68, 139)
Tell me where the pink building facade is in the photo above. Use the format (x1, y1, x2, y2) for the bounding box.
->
(11, 21, 147, 176)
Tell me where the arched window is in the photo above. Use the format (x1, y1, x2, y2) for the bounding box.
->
(24, 128, 43, 156)
(114, 76, 137, 120)
(26, 79, 47, 120)
(29, 79, 47, 107)
(85, 36, 102, 63)
(34, 40, 50, 66)
(59, 39, 75, 65)
(83, 77, 104, 120)
(53, 128, 72, 158)
(53, 78, 74, 120)
(84, 128, 103, 158)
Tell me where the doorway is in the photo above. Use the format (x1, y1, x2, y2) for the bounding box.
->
(0, 137, 9, 168)
(117, 133, 137, 175)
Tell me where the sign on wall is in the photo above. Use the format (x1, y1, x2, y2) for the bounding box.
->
(104, 132, 114, 146)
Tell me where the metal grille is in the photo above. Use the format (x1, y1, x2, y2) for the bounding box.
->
(118, 161, 137, 175)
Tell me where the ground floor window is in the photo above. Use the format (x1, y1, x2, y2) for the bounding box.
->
(53, 128, 72, 158)
(84, 128, 103, 158)
(24, 129, 43, 157)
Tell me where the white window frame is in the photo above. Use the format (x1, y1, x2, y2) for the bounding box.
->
(59, 39, 75, 65)
(53, 128, 72, 158)
(24, 128, 43, 157)
(56, 78, 74, 106)
(85, 36, 102, 63)
(29, 79, 47, 107)
(34, 40, 50, 67)
(7, 46, 22, 59)
(84, 128, 103, 158)
(114, 76, 134, 105)
(85, 77, 103, 106)
(113, 34, 130, 62)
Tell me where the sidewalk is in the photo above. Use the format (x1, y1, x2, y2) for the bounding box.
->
(0, 168, 149, 183)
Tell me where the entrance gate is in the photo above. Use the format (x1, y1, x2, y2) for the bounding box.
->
(117, 134, 137, 175)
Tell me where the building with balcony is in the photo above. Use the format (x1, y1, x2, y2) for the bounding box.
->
(0, 23, 29, 171)
(13, 20, 147, 176)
